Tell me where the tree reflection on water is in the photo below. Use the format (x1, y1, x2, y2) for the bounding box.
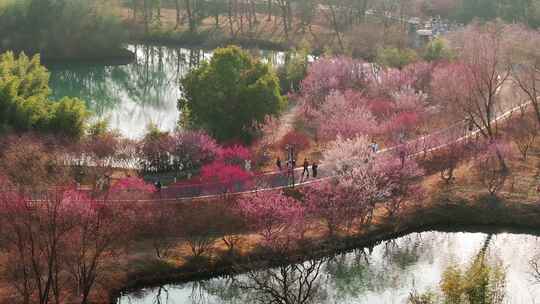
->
(49, 45, 206, 114)
(49, 45, 203, 137)
(232, 259, 328, 304)
(48, 45, 284, 138)
(119, 232, 540, 304)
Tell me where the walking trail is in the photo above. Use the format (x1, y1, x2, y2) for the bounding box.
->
(274, 103, 301, 141)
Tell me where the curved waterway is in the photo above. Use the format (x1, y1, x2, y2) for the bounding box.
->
(117, 231, 540, 304)
(48, 45, 285, 139)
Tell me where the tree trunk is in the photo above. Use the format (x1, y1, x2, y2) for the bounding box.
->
(533, 97, 540, 129)
(175, 0, 181, 28)
(132, 0, 138, 20)
(279, 1, 289, 40)
(184, 0, 194, 32)
(215, 9, 220, 29)
(246, 0, 252, 29)
(228, 0, 235, 36)
(494, 145, 508, 173)
(157, 0, 161, 25)
(239, 0, 244, 34)
(143, 0, 149, 34)
(267, 0, 272, 21)
(328, 4, 345, 52)
(251, 0, 257, 24)
(358, 0, 368, 23)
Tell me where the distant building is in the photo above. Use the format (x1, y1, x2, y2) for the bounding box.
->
(411, 16, 457, 48)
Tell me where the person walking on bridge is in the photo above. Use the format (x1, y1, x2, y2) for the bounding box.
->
(155, 180, 162, 198)
(302, 158, 310, 180)
(312, 161, 318, 178)
(276, 157, 282, 171)
(286, 159, 292, 177)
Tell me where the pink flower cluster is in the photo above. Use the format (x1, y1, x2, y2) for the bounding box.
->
(300, 57, 431, 143)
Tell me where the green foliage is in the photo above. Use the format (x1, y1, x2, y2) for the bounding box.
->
(439, 256, 506, 304)
(408, 289, 439, 304)
(0, 52, 88, 138)
(376, 47, 418, 69)
(278, 48, 309, 93)
(424, 38, 455, 62)
(441, 265, 465, 303)
(87, 119, 111, 138)
(144, 122, 168, 141)
(48, 97, 88, 138)
(0, 0, 127, 59)
(410, 237, 506, 304)
(180, 46, 285, 143)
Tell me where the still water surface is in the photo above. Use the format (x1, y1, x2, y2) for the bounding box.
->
(48, 45, 285, 138)
(118, 231, 540, 304)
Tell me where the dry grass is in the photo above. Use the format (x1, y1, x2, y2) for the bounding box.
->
(448, 138, 540, 204)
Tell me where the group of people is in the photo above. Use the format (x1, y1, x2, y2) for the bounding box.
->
(276, 156, 318, 180)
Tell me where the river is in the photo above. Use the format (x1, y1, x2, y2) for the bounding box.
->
(117, 231, 540, 304)
(48, 45, 286, 139)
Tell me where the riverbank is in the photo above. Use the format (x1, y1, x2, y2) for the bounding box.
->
(0, 47, 137, 67)
(41, 48, 136, 67)
(129, 29, 290, 53)
(109, 192, 540, 303)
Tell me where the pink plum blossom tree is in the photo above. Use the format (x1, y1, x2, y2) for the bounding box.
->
(170, 130, 221, 173)
(219, 145, 251, 166)
(433, 23, 514, 151)
(278, 131, 311, 155)
(0, 183, 139, 304)
(237, 190, 305, 251)
(199, 161, 253, 193)
(322, 135, 374, 177)
(108, 176, 156, 201)
(300, 57, 371, 108)
(311, 90, 377, 140)
(375, 155, 425, 216)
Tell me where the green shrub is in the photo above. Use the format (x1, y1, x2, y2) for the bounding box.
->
(0, 52, 88, 138)
(376, 47, 418, 69)
(278, 49, 309, 93)
(423, 38, 455, 62)
(180, 46, 286, 143)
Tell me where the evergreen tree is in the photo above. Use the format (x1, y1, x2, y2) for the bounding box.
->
(180, 46, 285, 143)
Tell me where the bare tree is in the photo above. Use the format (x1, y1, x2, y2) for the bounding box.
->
(235, 259, 327, 304)
(180, 204, 220, 258)
(508, 25, 540, 129)
(434, 22, 515, 169)
(275, 0, 292, 40)
(506, 108, 538, 160)
(321, 0, 349, 52)
(175, 0, 182, 28)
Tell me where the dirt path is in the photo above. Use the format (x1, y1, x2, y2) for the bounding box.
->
(274, 103, 300, 141)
